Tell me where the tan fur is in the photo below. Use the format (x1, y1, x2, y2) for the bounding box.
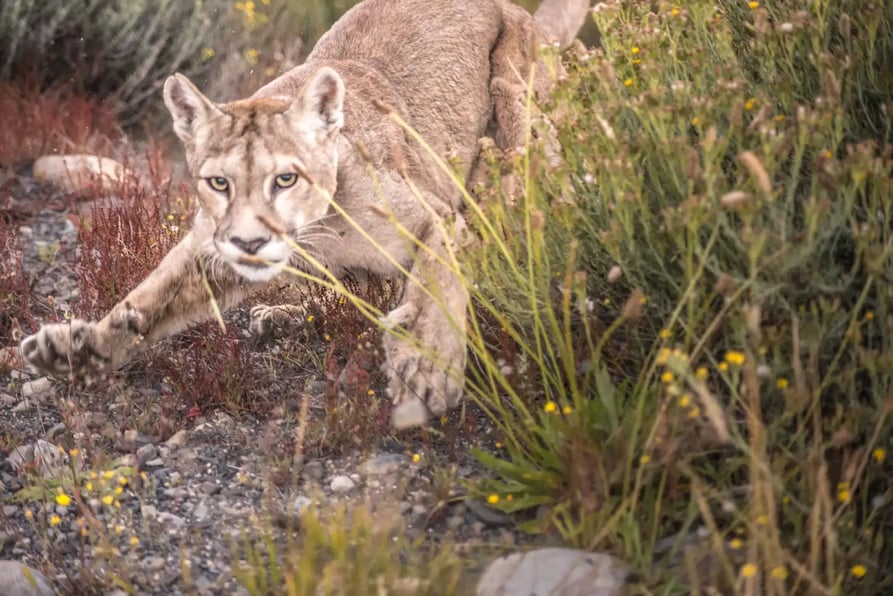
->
(20, 0, 588, 428)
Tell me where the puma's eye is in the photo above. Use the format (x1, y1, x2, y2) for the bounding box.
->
(207, 177, 229, 193)
(273, 173, 298, 190)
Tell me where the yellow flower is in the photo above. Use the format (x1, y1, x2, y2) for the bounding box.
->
(656, 348, 671, 365)
(718, 362, 728, 372)
(659, 328, 672, 339)
(130, 536, 140, 546)
(562, 405, 572, 415)
(623, 78, 633, 87)
(688, 406, 701, 419)
(851, 564, 867, 578)
(639, 454, 651, 465)
(115, 525, 124, 535)
(872, 448, 886, 463)
(837, 484, 851, 504)
(744, 98, 756, 111)
(103, 470, 115, 480)
(748, 1, 760, 8)
(306, 315, 314, 323)
(756, 514, 769, 526)
(201, 48, 215, 60)
(69, 448, 80, 457)
(24, 509, 33, 520)
(367, 389, 375, 396)
(544, 401, 558, 413)
(487, 494, 500, 505)
(695, 367, 708, 380)
(324, 334, 331, 341)
(85, 482, 93, 492)
(865, 311, 875, 321)
(102, 495, 114, 506)
(412, 453, 421, 463)
(50, 515, 61, 527)
(55, 493, 71, 507)
(115, 486, 123, 495)
(776, 377, 789, 389)
(740, 563, 758, 578)
(691, 116, 700, 126)
(729, 538, 744, 549)
(670, 6, 680, 16)
(661, 371, 675, 383)
(639, 295, 648, 305)
(631, 46, 640, 55)
(678, 394, 692, 408)
(724, 350, 746, 366)
(770, 565, 788, 580)
(118, 476, 128, 486)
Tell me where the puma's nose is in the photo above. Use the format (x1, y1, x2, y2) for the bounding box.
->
(230, 236, 269, 255)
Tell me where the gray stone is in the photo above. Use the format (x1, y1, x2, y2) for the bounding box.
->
(11, 400, 34, 414)
(164, 430, 188, 448)
(20, 377, 52, 398)
(7, 440, 67, 477)
(293, 495, 312, 514)
(475, 548, 628, 596)
(122, 430, 152, 449)
(467, 499, 514, 527)
(446, 515, 465, 530)
(136, 444, 157, 465)
(157, 512, 185, 529)
(0, 560, 55, 595)
(302, 460, 324, 482)
(329, 475, 355, 494)
(360, 453, 407, 477)
(193, 502, 209, 522)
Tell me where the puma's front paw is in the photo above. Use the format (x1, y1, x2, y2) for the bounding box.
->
(20, 320, 110, 377)
(383, 324, 465, 430)
(248, 304, 307, 337)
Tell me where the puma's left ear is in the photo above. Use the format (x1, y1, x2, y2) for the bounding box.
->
(163, 73, 222, 144)
(299, 67, 345, 138)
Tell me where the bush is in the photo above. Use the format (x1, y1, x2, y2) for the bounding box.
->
(454, 0, 893, 593)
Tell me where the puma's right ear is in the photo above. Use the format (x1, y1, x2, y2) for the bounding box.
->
(163, 74, 221, 143)
(299, 67, 345, 139)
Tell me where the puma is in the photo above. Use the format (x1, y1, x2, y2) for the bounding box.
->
(20, 0, 590, 428)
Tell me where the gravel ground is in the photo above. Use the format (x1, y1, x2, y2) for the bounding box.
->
(0, 171, 553, 595)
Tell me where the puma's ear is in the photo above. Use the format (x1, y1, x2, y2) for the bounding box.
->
(163, 73, 221, 143)
(300, 67, 345, 138)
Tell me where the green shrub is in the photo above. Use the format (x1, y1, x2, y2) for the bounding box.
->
(457, 0, 893, 593)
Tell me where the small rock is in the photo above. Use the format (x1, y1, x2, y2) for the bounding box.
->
(2, 505, 18, 516)
(144, 458, 165, 468)
(7, 441, 67, 477)
(163, 487, 189, 500)
(193, 502, 209, 522)
(293, 495, 312, 514)
(0, 393, 16, 406)
(164, 430, 188, 448)
(144, 556, 166, 573)
(0, 560, 55, 595)
(329, 475, 356, 494)
(302, 460, 324, 482)
(136, 444, 157, 466)
(11, 401, 33, 414)
(475, 548, 628, 596)
(122, 430, 152, 449)
(141, 505, 158, 520)
(20, 378, 52, 398)
(199, 481, 220, 495)
(411, 505, 427, 517)
(446, 515, 465, 530)
(157, 512, 185, 529)
(467, 499, 514, 527)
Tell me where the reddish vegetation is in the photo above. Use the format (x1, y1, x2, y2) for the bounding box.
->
(0, 81, 120, 167)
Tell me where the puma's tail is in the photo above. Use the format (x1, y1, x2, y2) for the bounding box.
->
(533, 0, 591, 49)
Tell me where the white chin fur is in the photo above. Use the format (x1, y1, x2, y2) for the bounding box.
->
(228, 262, 284, 282)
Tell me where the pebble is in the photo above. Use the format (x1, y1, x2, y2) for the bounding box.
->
(164, 430, 188, 448)
(122, 430, 153, 449)
(293, 495, 312, 514)
(360, 453, 407, 476)
(20, 377, 52, 398)
(329, 475, 356, 494)
(193, 502, 209, 521)
(136, 444, 157, 465)
(475, 548, 628, 596)
(11, 400, 34, 414)
(302, 460, 324, 482)
(0, 560, 55, 595)
(157, 512, 186, 529)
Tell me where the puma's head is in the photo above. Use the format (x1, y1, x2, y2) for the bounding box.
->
(163, 67, 345, 282)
